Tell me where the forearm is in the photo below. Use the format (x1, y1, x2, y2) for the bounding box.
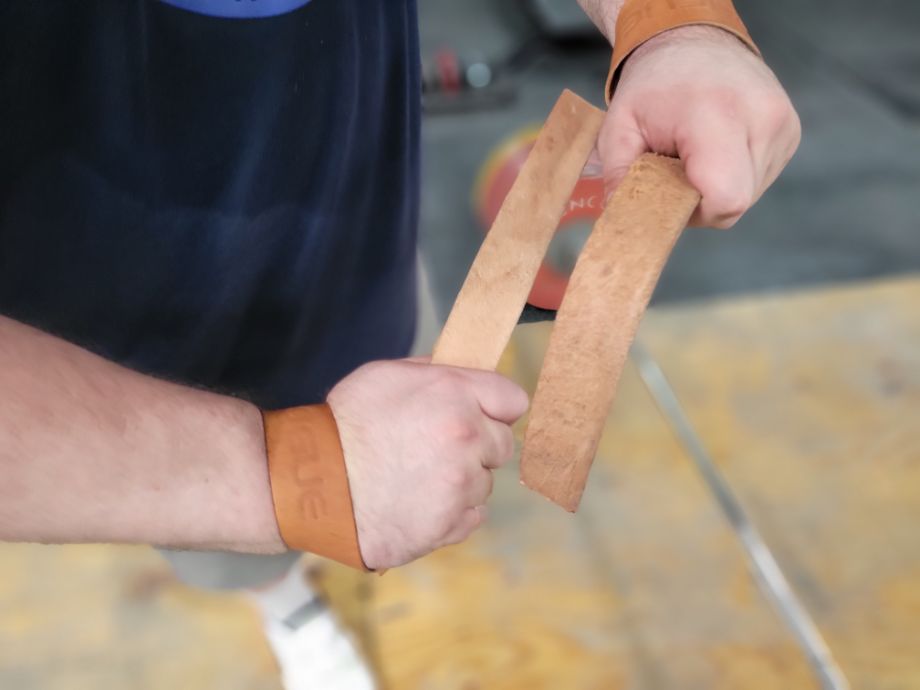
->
(0, 315, 284, 553)
(576, 0, 626, 42)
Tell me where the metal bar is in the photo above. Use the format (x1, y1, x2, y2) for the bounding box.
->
(633, 343, 850, 690)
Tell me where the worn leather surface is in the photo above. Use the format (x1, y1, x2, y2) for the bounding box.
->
(606, 0, 760, 102)
(432, 89, 604, 370)
(263, 404, 367, 571)
(520, 154, 700, 511)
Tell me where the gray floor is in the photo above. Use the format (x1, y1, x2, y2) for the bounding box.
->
(417, 0, 920, 316)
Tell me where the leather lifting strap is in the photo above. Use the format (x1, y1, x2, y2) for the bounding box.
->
(520, 155, 699, 510)
(433, 90, 700, 511)
(432, 90, 604, 370)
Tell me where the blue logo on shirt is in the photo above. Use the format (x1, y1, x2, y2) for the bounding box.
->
(159, 0, 312, 19)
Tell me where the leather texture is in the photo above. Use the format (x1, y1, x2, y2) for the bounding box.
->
(520, 154, 700, 511)
(263, 404, 367, 571)
(432, 90, 604, 370)
(606, 0, 760, 102)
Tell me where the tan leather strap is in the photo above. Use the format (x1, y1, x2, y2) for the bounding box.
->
(432, 89, 604, 369)
(263, 404, 367, 571)
(435, 90, 700, 512)
(606, 0, 760, 102)
(520, 154, 699, 510)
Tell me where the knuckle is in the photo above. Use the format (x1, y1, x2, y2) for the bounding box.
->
(437, 512, 458, 539)
(441, 525, 466, 547)
(444, 514, 478, 547)
(761, 93, 795, 132)
(703, 180, 749, 221)
(441, 531, 464, 548)
(706, 87, 744, 120)
(465, 509, 484, 536)
(471, 507, 485, 530)
(431, 508, 463, 546)
(725, 195, 750, 220)
(430, 368, 467, 399)
(424, 504, 459, 542)
(444, 417, 482, 446)
(711, 213, 742, 230)
(438, 367, 465, 388)
(441, 462, 473, 491)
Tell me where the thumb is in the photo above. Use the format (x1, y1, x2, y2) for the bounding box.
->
(454, 368, 529, 425)
(598, 108, 649, 198)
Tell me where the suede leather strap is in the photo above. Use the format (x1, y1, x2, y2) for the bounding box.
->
(432, 89, 604, 369)
(263, 404, 367, 571)
(606, 0, 760, 102)
(520, 154, 699, 510)
(434, 90, 701, 512)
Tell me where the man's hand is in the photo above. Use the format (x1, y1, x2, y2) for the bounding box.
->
(599, 25, 801, 228)
(327, 359, 529, 570)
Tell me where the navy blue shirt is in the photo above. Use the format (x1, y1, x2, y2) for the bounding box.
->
(0, 0, 421, 409)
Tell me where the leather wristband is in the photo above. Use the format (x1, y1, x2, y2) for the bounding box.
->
(606, 0, 761, 102)
(262, 404, 368, 571)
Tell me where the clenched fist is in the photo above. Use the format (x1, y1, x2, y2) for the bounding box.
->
(599, 24, 801, 228)
(327, 359, 529, 570)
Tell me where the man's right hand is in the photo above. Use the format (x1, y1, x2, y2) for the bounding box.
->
(327, 359, 529, 570)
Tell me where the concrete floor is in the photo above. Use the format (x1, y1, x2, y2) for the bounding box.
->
(417, 0, 920, 314)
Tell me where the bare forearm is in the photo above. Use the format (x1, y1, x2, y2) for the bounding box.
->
(576, 0, 626, 41)
(0, 315, 283, 553)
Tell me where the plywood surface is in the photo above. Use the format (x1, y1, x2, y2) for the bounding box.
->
(0, 545, 280, 690)
(372, 276, 920, 690)
(636, 277, 920, 690)
(0, 277, 917, 690)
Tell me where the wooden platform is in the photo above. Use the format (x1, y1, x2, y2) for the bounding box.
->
(2, 276, 918, 689)
(369, 276, 920, 690)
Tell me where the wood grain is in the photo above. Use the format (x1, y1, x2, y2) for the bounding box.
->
(372, 277, 920, 690)
(520, 154, 699, 511)
(431, 89, 604, 370)
(3, 280, 919, 689)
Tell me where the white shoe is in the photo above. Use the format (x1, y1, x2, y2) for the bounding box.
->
(262, 603, 377, 690)
(251, 562, 377, 690)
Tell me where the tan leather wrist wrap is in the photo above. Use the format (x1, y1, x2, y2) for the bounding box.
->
(262, 404, 367, 571)
(606, 0, 761, 102)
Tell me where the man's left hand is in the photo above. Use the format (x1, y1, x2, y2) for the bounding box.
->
(598, 25, 801, 228)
